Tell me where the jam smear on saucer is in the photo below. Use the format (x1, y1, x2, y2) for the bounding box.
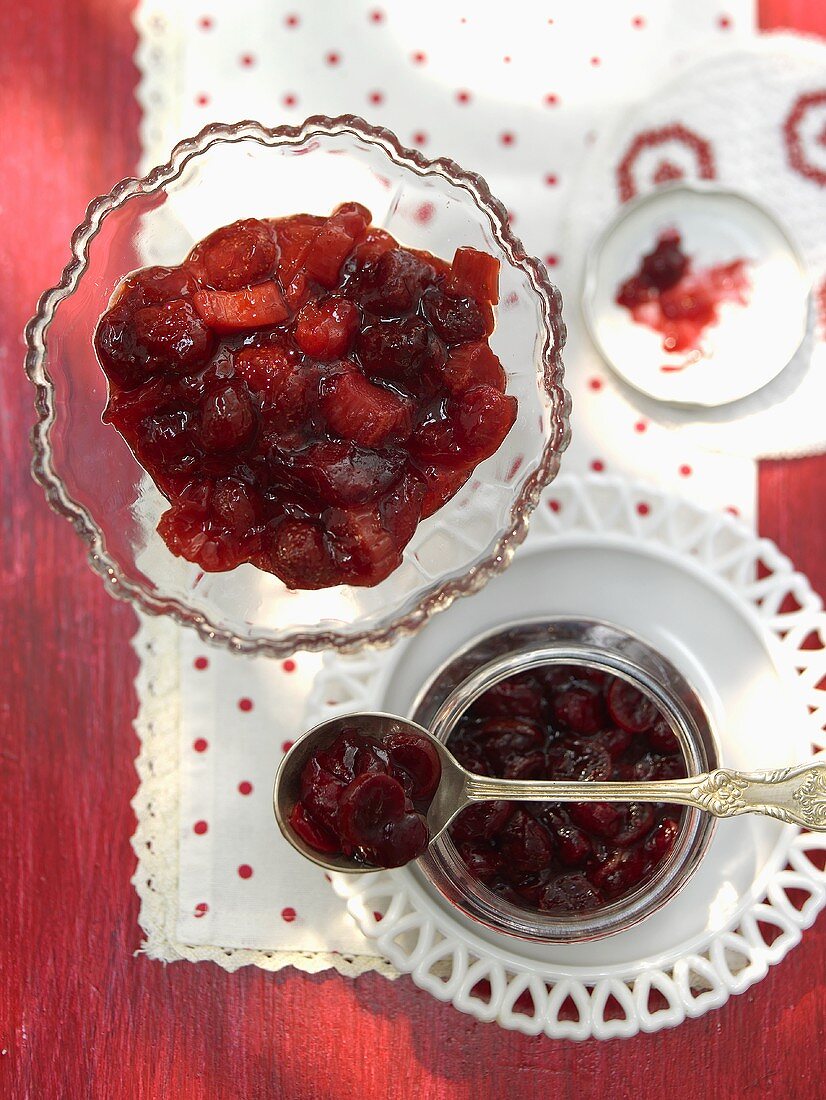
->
(289, 728, 441, 868)
(447, 665, 686, 916)
(616, 229, 751, 355)
(94, 206, 514, 589)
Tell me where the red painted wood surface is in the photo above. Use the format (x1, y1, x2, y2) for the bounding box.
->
(1, 2, 823, 1097)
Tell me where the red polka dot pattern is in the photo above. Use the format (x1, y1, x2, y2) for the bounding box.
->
(412, 50, 426, 64)
(456, 90, 471, 105)
(284, 13, 299, 27)
(591, 459, 605, 472)
(548, 499, 561, 513)
(281, 907, 297, 922)
(588, 378, 603, 392)
(198, 16, 213, 31)
(193, 738, 208, 753)
(325, 51, 341, 65)
(282, 659, 297, 673)
(637, 502, 651, 516)
(282, 741, 294, 754)
(238, 865, 253, 880)
(194, 656, 208, 670)
(240, 53, 255, 67)
(194, 902, 209, 918)
(238, 698, 253, 713)
(193, 820, 208, 835)
(238, 781, 253, 796)
(369, 8, 384, 23)
(679, 464, 693, 478)
(500, 131, 516, 146)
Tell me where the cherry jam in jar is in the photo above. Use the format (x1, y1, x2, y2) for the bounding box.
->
(446, 665, 686, 916)
(411, 618, 718, 942)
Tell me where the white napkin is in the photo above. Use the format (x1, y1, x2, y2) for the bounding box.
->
(132, 0, 757, 970)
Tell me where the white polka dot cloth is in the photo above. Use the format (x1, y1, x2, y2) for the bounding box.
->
(132, 0, 758, 970)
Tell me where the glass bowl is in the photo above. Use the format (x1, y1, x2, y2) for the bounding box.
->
(25, 116, 569, 657)
(409, 618, 719, 942)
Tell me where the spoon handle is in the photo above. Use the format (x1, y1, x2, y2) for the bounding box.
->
(464, 758, 826, 830)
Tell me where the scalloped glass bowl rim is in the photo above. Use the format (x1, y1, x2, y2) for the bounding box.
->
(24, 115, 570, 658)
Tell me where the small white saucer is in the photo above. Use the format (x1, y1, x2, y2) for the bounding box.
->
(582, 183, 810, 408)
(308, 475, 826, 1039)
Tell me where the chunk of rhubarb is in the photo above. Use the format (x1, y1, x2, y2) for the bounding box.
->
(446, 246, 500, 304)
(193, 281, 288, 333)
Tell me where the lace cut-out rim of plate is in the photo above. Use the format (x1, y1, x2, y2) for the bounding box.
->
(307, 474, 826, 1040)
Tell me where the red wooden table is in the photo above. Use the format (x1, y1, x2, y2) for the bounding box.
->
(1, 2, 824, 1097)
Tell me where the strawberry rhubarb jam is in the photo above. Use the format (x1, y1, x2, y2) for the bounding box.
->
(616, 229, 750, 355)
(289, 728, 441, 868)
(446, 665, 686, 915)
(94, 205, 515, 589)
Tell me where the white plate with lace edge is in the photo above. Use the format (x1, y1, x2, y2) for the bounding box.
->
(305, 475, 826, 1040)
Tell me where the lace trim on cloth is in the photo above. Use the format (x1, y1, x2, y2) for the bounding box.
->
(133, 1, 185, 173)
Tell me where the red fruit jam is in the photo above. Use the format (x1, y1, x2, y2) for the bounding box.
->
(94, 207, 514, 589)
(447, 664, 686, 916)
(289, 728, 442, 868)
(616, 229, 751, 355)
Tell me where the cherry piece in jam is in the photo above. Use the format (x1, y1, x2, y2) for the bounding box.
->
(289, 728, 441, 869)
(94, 209, 515, 590)
(616, 229, 751, 355)
(447, 663, 686, 916)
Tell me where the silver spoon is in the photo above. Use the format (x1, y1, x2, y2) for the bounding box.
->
(273, 712, 826, 874)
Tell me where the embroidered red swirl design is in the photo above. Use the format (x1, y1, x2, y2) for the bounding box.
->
(653, 160, 684, 186)
(816, 277, 826, 340)
(784, 90, 826, 188)
(616, 123, 716, 203)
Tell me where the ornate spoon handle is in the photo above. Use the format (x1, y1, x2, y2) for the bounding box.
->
(464, 759, 826, 830)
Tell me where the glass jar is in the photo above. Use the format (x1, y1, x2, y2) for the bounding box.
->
(410, 617, 719, 942)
